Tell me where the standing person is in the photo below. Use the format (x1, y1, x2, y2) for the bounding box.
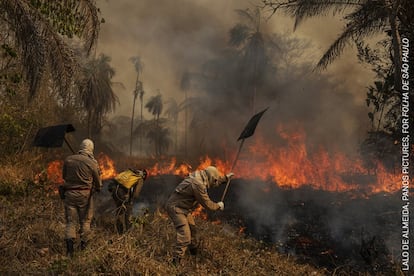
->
(107, 168, 148, 234)
(165, 166, 233, 265)
(62, 138, 102, 257)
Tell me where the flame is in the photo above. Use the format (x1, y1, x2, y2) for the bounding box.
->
(192, 205, 208, 220)
(229, 124, 401, 193)
(97, 153, 117, 179)
(239, 226, 246, 234)
(43, 123, 402, 195)
(145, 123, 401, 195)
(47, 160, 64, 184)
(45, 153, 118, 184)
(147, 157, 192, 176)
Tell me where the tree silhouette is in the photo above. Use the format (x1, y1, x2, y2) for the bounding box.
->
(145, 121, 172, 156)
(1, 0, 100, 99)
(263, 0, 410, 92)
(229, 7, 268, 112)
(129, 56, 144, 156)
(145, 92, 164, 156)
(165, 97, 183, 153)
(78, 53, 119, 137)
(180, 71, 192, 158)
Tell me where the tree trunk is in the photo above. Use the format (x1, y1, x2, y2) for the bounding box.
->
(184, 89, 188, 158)
(130, 94, 137, 156)
(388, 0, 402, 92)
(140, 96, 143, 154)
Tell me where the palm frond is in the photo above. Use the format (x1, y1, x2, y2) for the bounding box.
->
(316, 2, 388, 70)
(145, 94, 163, 117)
(129, 56, 144, 75)
(2, 0, 100, 99)
(278, 0, 364, 30)
(234, 8, 256, 24)
(229, 24, 251, 47)
(77, 0, 100, 55)
(164, 98, 180, 120)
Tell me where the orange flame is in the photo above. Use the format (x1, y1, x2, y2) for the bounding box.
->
(145, 123, 401, 195)
(192, 205, 208, 220)
(228, 123, 401, 193)
(46, 153, 118, 184)
(44, 123, 402, 196)
(147, 157, 192, 176)
(47, 160, 64, 184)
(97, 153, 117, 179)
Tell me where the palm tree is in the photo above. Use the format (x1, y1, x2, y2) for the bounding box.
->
(78, 53, 119, 137)
(229, 7, 267, 113)
(138, 83, 145, 153)
(263, 0, 409, 92)
(145, 121, 172, 156)
(180, 72, 191, 158)
(145, 92, 163, 123)
(1, 0, 100, 99)
(129, 56, 144, 156)
(145, 92, 164, 156)
(165, 97, 183, 153)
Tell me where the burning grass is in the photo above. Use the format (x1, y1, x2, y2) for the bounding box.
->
(0, 153, 408, 275)
(0, 189, 328, 275)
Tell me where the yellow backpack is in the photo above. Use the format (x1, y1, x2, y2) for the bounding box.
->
(115, 169, 142, 189)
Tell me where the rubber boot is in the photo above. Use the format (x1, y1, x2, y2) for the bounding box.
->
(189, 225, 198, 255)
(188, 244, 198, 255)
(65, 238, 74, 257)
(116, 219, 124, 234)
(80, 240, 87, 251)
(171, 256, 181, 267)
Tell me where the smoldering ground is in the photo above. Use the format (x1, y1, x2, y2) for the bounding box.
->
(97, 0, 373, 160)
(92, 0, 407, 273)
(94, 175, 407, 273)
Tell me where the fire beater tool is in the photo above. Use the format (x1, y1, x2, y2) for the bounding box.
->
(32, 124, 76, 153)
(220, 107, 268, 202)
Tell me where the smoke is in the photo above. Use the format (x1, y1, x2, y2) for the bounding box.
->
(96, 0, 375, 160)
(107, 175, 405, 271)
(92, 2, 408, 272)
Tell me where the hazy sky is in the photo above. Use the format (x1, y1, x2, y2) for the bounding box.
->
(96, 0, 373, 116)
(95, 0, 378, 157)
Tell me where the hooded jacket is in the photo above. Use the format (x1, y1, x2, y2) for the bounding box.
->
(62, 139, 102, 191)
(166, 170, 221, 214)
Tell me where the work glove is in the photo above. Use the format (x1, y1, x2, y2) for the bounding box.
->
(225, 172, 234, 181)
(217, 201, 224, 211)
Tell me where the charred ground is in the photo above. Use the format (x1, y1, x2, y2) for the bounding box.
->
(0, 159, 409, 275)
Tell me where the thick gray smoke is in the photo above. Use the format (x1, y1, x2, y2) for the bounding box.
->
(97, 0, 373, 160)
(94, 1, 407, 272)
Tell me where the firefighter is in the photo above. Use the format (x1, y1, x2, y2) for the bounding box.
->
(62, 139, 102, 257)
(165, 166, 233, 265)
(107, 168, 148, 234)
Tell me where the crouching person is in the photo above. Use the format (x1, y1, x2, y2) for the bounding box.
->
(62, 139, 102, 257)
(108, 168, 148, 234)
(165, 166, 233, 265)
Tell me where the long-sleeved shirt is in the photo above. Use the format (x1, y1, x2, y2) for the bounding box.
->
(166, 170, 220, 213)
(62, 152, 102, 191)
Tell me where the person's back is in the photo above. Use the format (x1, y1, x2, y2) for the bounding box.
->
(62, 138, 101, 257)
(63, 153, 99, 190)
(108, 168, 147, 234)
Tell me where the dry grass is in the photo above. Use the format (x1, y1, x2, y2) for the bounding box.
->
(0, 153, 405, 276)
(0, 188, 330, 276)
